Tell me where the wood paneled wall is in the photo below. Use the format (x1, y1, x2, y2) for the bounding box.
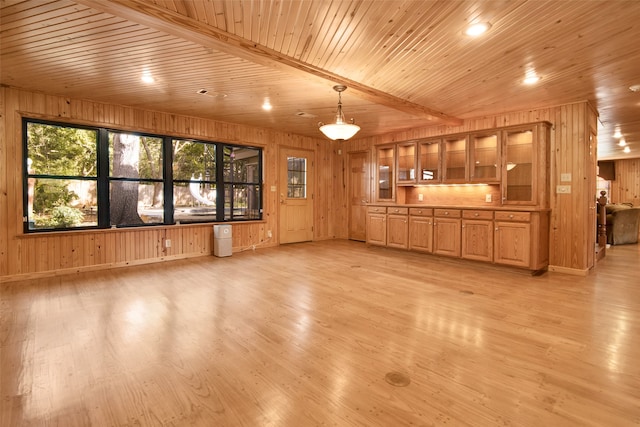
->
(610, 158, 640, 205)
(0, 87, 598, 279)
(341, 101, 598, 274)
(0, 87, 340, 281)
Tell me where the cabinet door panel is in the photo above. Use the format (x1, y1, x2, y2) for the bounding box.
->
(470, 132, 499, 183)
(443, 136, 468, 183)
(397, 143, 417, 185)
(494, 221, 530, 267)
(387, 214, 408, 249)
(367, 214, 387, 246)
(433, 218, 461, 257)
(376, 146, 395, 201)
(462, 219, 493, 262)
(409, 216, 433, 253)
(418, 139, 441, 183)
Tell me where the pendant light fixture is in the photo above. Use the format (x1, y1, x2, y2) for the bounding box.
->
(318, 85, 360, 141)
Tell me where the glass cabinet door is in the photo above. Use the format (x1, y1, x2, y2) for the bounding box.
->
(418, 139, 441, 183)
(443, 136, 467, 183)
(469, 132, 499, 182)
(376, 145, 395, 201)
(503, 127, 534, 203)
(397, 142, 417, 185)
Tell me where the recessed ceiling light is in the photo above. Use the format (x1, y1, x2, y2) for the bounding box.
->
(613, 129, 622, 138)
(262, 98, 273, 111)
(623, 146, 631, 153)
(140, 71, 156, 84)
(619, 138, 627, 147)
(523, 75, 540, 85)
(465, 22, 491, 37)
(630, 84, 640, 92)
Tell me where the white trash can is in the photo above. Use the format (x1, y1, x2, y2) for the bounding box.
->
(213, 224, 232, 257)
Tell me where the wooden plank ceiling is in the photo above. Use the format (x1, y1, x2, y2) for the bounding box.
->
(2, 0, 640, 159)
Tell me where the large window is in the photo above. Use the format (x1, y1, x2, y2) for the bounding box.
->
(23, 119, 263, 232)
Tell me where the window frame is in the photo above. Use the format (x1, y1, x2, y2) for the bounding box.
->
(22, 118, 263, 233)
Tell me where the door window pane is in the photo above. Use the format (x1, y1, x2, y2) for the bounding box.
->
(287, 157, 307, 198)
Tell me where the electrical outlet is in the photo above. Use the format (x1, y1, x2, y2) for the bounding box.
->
(485, 194, 492, 202)
(267, 230, 272, 238)
(556, 185, 572, 194)
(418, 194, 424, 201)
(165, 239, 171, 248)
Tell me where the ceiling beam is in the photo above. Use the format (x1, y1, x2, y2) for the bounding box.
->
(75, 0, 462, 125)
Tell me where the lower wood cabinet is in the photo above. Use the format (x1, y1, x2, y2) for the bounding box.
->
(387, 207, 409, 249)
(461, 210, 494, 262)
(433, 209, 461, 257)
(367, 205, 549, 272)
(494, 210, 549, 271)
(408, 208, 433, 252)
(366, 207, 387, 246)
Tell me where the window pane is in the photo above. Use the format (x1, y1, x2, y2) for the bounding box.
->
(27, 122, 97, 177)
(224, 146, 260, 182)
(224, 184, 261, 220)
(29, 178, 97, 230)
(287, 157, 306, 198)
(173, 181, 217, 223)
(172, 140, 216, 181)
(109, 133, 163, 180)
(110, 180, 164, 226)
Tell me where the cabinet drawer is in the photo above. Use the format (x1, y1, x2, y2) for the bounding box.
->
(434, 209, 461, 218)
(388, 207, 409, 215)
(368, 206, 387, 214)
(409, 208, 433, 216)
(495, 211, 531, 222)
(463, 210, 493, 220)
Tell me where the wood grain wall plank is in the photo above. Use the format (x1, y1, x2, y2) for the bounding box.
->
(2, 86, 337, 281)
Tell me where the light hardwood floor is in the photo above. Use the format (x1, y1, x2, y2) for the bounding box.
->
(1, 240, 639, 426)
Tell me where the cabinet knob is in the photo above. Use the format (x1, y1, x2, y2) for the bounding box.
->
(418, 210, 422, 214)
(474, 213, 479, 217)
(445, 211, 449, 215)
(495, 227, 499, 231)
(509, 214, 514, 219)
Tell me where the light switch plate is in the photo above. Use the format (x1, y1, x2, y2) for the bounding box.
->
(561, 173, 572, 182)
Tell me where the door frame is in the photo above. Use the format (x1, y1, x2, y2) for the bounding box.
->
(347, 149, 372, 241)
(278, 146, 316, 244)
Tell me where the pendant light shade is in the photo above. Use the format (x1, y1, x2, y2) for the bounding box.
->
(318, 85, 360, 141)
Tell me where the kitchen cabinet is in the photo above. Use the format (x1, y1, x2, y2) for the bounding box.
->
(502, 122, 550, 206)
(376, 145, 395, 201)
(433, 209, 461, 257)
(408, 208, 433, 252)
(469, 131, 499, 183)
(493, 210, 549, 271)
(387, 207, 409, 249)
(366, 206, 387, 246)
(397, 142, 417, 185)
(461, 210, 494, 262)
(443, 136, 468, 183)
(418, 139, 441, 183)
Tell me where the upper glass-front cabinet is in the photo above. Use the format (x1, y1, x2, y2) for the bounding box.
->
(443, 135, 467, 183)
(376, 145, 395, 201)
(418, 139, 441, 183)
(502, 126, 534, 204)
(397, 142, 417, 185)
(469, 132, 499, 183)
